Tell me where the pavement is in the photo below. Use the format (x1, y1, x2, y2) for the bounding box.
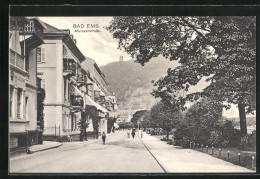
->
(9, 130, 164, 173)
(139, 132, 255, 173)
(28, 141, 63, 154)
(9, 130, 255, 173)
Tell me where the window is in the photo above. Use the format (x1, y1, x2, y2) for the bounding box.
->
(25, 21, 34, 32)
(9, 86, 14, 117)
(36, 47, 45, 62)
(41, 79, 45, 89)
(17, 88, 22, 119)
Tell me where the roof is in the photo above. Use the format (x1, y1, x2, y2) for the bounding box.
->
(37, 20, 85, 62)
(26, 17, 47, 30)
(43, 22, 63, 33)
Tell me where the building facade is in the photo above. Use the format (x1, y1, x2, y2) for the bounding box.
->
(36, 22, 86, 140)
(34, 19, 118, 140)
(9, 17, 45, 153)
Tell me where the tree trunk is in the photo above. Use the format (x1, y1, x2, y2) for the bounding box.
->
(238, 102, 247, 137)
(166, 130, 169, 141)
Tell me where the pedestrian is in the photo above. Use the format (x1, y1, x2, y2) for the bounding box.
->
(127, 131, 130, 138)
(132, 129, 135, 139)
(102, 132, 106, 145)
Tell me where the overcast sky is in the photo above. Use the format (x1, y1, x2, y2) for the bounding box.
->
(38, 17, 255, 118)
(39, 17, 132, 66)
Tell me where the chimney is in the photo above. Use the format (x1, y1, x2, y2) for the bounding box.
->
(119, 55, 123, 61)
(62, 29, 70, 34)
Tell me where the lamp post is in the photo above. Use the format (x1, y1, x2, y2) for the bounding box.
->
(137, 121, 140, 137)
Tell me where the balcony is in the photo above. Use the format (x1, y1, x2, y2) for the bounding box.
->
(77, 74, 86, 82)
(10, 49, 25, 71)
(71, 95, 84, 111)
(63, 59, 76, 77)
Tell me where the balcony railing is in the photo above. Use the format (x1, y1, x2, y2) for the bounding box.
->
(71, 96, 84, 107)
(10, 49, 25, 71)
(63, 59, 76, 75)
(77, 74, 86, 82)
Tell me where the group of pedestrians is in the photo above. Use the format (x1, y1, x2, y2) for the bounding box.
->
(127, 129, 136, 139)
(101, 128, 140, 145)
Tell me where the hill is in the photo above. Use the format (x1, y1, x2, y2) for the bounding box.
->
(100, 56, 179, 111)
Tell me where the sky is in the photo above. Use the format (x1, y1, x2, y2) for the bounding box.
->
(39, 17, 132, 66)
(38, 17, 255, 118)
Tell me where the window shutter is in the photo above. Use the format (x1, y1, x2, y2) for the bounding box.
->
(36, 48, 41, 62)
(41, 47, 45, 62)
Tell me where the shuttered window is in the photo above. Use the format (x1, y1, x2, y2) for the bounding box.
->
(36, 47, 45, 62)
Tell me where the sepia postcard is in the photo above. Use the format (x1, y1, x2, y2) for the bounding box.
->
(8, 5, 257, 174)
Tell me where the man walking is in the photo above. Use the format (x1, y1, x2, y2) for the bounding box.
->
(102, 132, 106, 145)
(131, 129, 135, 139)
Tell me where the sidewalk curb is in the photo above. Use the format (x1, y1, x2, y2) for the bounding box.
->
(138, 133, 167, 173)
(28, 143, 63, 154)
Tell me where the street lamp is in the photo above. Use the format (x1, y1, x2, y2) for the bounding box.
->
(137, 121, 140, 136)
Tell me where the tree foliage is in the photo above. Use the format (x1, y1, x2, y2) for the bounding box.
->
(78, 111, 90, 141)
(107, 16, 256, 137)
(37, 88, 46, 130)
(85, 106, 99, 138)
(131, 110, 147, 127)
(150, 101, 182, 140)
(140, 110, 151, 130)
(174, 97, 240, 147)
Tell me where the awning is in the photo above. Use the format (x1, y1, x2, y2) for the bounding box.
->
(100, 91, 105, 97)
(85, 95, 108, 113)
(114, 123, 119, 129)
(72, 86, 84, 97)
(108, 111, 114, 118)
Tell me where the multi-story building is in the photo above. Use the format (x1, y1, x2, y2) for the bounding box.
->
(14, 18, 119, 141)
(35, 20, 86, 140)
(9, 17, 45, 153)
(81, 57, 110, 134)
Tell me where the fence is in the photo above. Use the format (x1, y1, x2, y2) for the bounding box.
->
(189, 141, 256, 171)
(44, 125, 61, 137)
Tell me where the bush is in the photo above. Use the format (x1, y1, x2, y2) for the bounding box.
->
(239, 136, 248, 149)
(229, 129, 241, 147)
(221, 140, 229, 147)
(181, 137, 190, 148)
(207, 131, 222, 146)
(248, 130, 256, 148)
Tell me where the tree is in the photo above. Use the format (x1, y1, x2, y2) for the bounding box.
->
(85, 106, 99, 139)
(140, 110, 151, 131)
(78, 111, 90, 141)
(131, 110, 147, 128)
(179, 98, 223, 144)
(118, 122, 133, 129)
(150, 101, 182, 140)
(107, 16, 256, 137)
(37, 88, 45, 144)
(37, 88, 45, 131)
